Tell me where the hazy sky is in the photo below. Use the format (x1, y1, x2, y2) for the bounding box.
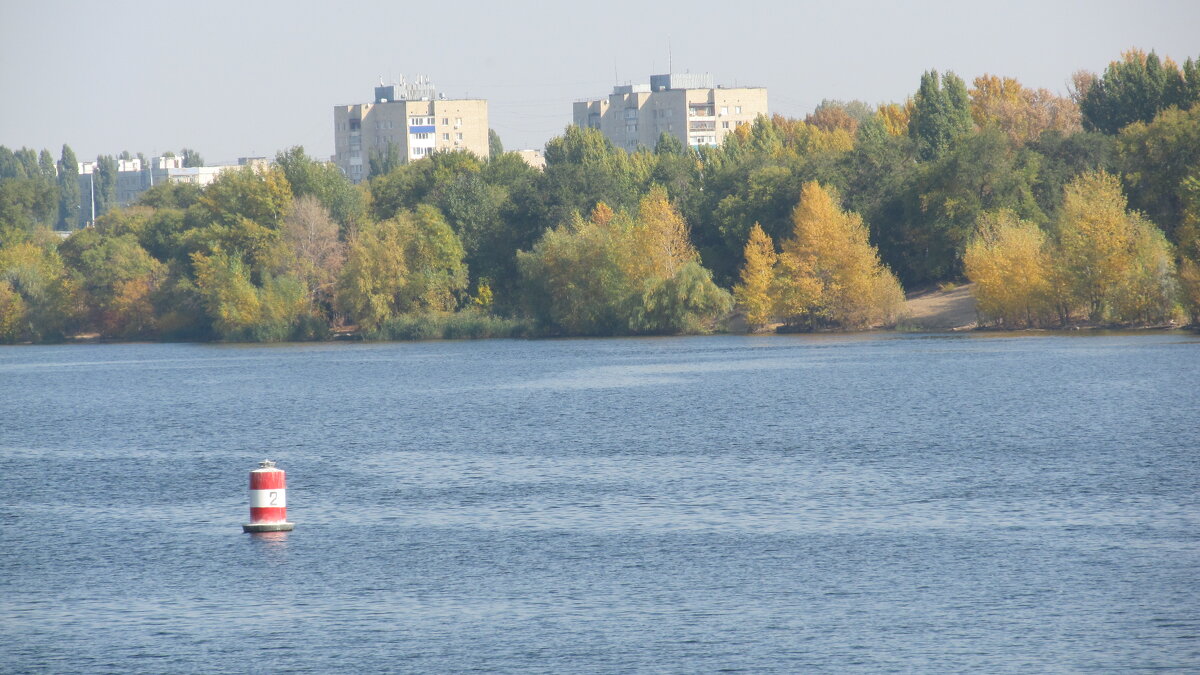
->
(2, 0, 1197, 165)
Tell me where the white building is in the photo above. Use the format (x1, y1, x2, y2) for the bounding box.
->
(76, 155, 245, 224)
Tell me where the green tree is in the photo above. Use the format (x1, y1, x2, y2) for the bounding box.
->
(1118, 103, 1200, 242)
(275, 145, 365, 229)
(137, 181, 205, 209)
(191, 247, 310, 342)
(881, 127, 1044, 285)
(1080, 49, 1199, 134)
(57, 144, 81, 230)
(538, 125, 649, 229)
(368, 142, 402, 178)
(180, 148, 205, 168)
(1026, 130, 1117, 220)
(70, 233, 165, 338)
(0, 146, 60, 236)
(199, 165, 292, 230)
(1176, 174, 1200, 324)
(336, 205, 468, 331)
(369, 150, 483, 220)
(434, 170, 505, 282)
(909, 70, 975, 161)
(93, 155, 117, 220)
(628, 261, 732, 334)
(0, 146, 25, 179)
(488, 128, 504, 158)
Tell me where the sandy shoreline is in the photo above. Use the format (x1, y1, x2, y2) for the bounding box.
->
(900, 283, 979, 331)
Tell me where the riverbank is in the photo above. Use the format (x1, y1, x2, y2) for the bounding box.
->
(42, 282, 1196, 344)
(899, 283, 979, 331)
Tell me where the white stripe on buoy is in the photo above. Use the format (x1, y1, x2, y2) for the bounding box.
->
(250, 489, 287, 508)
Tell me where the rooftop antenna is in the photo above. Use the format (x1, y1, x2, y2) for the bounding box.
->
(669, 36, 673, 73)
(614, 60, 618, 85)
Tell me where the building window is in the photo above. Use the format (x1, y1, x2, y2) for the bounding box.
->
(442, 118, 449, 125)
(455, 117, 462, 125)
(735, 106, 742, 114)
(721, 106, 728, 115)
(442, 133, 449, 140)
(456, 132, 463, 140)
(722, 121, 730, 129)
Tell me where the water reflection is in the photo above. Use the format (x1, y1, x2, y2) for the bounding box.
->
(246, 531, 289, 563)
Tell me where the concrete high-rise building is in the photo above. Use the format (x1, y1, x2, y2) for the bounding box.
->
(573, 73, 767, 152)
(333, 76, 489, 183)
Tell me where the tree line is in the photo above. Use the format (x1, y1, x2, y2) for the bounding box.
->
(1, 48, 1198, 342)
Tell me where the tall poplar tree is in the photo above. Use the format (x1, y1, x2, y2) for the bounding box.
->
(909, 70, 975, 161)
(93, 155, 117, 220)
(57, 145, 80, 230)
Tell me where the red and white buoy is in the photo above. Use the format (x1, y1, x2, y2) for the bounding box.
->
(242, 459, 294, 532)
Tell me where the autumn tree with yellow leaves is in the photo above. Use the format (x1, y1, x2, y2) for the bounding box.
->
(969, 74, 1081, 145)
(876, 101, 913, 137)
(762, 182, 904, 330)
(1056, 171, 1176, 323)
(963, 211, 1052, 327)
(965, 172, 1179, 327)
(732, 223, 777, 328)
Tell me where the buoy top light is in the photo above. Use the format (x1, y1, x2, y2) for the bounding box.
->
(257, 459, 277, 469)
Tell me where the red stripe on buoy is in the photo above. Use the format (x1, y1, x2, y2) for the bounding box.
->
(250, 470, 286, 491)
(250, 506, 288, 522)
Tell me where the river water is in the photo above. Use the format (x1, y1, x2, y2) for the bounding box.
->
(1, 333, 1198, 673)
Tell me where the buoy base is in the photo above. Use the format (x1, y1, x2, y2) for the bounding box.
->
(243, 522, 294, 533)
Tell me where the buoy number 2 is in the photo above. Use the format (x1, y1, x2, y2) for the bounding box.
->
(269, 491, 279, 505)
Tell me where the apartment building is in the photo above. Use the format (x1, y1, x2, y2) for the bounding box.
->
(332, 76, 489, 183)
(573, 73, 768, 152)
